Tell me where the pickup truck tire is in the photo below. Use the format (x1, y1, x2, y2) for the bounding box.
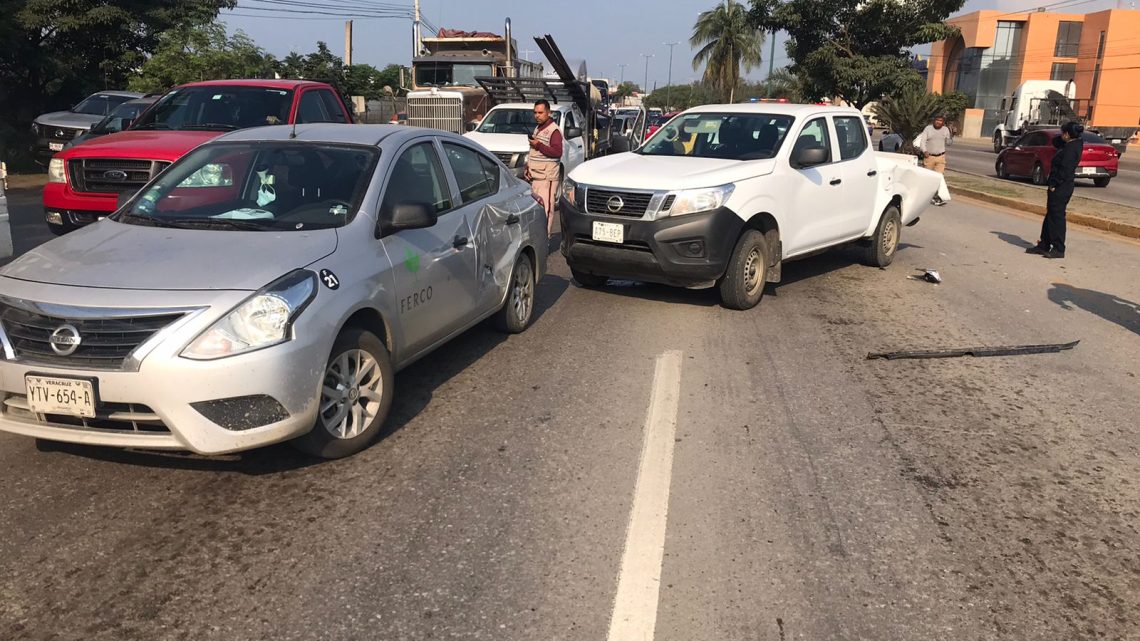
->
(292, 328, 393, 459)
(862, 206, 901, 268)
(1093, 177, 1110, 188)
(571, 268, 608, 288)
(993, 133, 1004, 154)
(718, 230, 768, 310)
(494, 253, 535, 333)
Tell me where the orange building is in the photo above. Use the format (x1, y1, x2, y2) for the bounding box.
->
(927, 8, 1140, 141)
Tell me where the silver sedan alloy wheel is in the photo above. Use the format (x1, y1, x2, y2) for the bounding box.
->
(320, 349, 384, 439)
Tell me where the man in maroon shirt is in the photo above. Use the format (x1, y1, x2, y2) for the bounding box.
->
(524, 99, 564, 238)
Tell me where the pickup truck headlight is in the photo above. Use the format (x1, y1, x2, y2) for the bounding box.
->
(182, 270, 317, 360)
(31, 122, 41, 136)
(562, 176, 579, 206)
(48, 158, 67, 184)
(665, 184, 735, 217)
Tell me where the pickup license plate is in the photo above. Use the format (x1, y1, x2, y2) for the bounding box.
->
(592, 221, 624, 244)
(26, 376, 96, 418)
(1079, 167, 1097, 175)
(48, 142, 64, 152)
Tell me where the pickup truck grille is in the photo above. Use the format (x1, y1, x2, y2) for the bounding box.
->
(44, 126, 82, 141)
(69, 158, 170, 194)
(408, 95, 464, 134)
(0, 304, 184, 370)
(585, 189, 654, 218)
(495, 152, 518, 167)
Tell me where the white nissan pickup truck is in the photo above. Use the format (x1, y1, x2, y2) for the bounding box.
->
(559, 104, 943, 309)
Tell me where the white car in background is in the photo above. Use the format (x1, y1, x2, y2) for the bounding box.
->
(463, 102, 589, 179)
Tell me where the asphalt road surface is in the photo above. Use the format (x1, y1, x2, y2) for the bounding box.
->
(2, 189, 1139, 641)
(945, 137, 1140, 209)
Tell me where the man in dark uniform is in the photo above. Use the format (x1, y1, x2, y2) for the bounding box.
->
(1028, 121, 1084, 259)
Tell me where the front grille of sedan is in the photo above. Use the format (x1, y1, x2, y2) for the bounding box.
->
(0, 305, 184, 371)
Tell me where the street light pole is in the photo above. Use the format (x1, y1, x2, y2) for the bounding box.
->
(641, 53, 654, 102)
(664, 42, 678, 110)
(618, 63, 629, 105)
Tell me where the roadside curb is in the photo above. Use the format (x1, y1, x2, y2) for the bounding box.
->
(948, 185, 1140, 241)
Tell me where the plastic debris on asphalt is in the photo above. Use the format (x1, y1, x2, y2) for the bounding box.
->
(908, 268, 942, 284)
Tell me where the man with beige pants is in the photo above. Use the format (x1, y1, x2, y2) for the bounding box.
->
(917, 115, 952, 205)
(524, 99, 564, 238)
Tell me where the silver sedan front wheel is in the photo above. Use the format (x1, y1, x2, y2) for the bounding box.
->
(292, 328, 394, 459)
(320, 349, 385, 440)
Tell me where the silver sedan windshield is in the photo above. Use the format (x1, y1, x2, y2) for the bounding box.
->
(117, 142, 379, 231)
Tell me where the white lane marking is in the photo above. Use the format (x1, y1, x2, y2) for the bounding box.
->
(607, 350, 684, 641)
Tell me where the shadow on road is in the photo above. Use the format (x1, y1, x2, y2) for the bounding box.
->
(991, 231, 1035, 249)
(1048, 283, 1140, 336)
(35, 274, 572, 473)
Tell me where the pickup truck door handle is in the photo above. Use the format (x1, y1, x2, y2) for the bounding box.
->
(830, 178, 843, 186)
(505, 213, 520, 225)
(867, 170, 878, 177)
(452, 235, 469, 249)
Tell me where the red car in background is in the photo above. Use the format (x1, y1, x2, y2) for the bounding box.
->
(995, 128, 1119, 188)
(44, 79, 352, 234)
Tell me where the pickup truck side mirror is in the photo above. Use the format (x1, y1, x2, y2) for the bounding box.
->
(565, 127, 582, 139)
(792, 146, 829, 169)
(389, 202, 438, 231)
(465, 122, 478, 132)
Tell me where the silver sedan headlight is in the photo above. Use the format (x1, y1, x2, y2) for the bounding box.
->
(182, 270, 318, 360)
(663, 184, 735, 217)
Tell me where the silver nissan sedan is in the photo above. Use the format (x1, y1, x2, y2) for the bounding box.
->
(0, 125, 547, 458)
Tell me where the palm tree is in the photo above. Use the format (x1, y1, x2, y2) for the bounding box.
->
(690, 0, 764, 103)
(871, 87, 943, 154)
(764, 67, 802, 102)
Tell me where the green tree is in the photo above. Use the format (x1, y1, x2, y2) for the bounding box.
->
(0, 0, 235, 169)
(748, 0, 963, 109)
(645, 83, 722, 110)
(759, 67, 803, 102)
(130, 22, 275, 95)
(691, 0, 765, 103)
(614, 81, 640, 102)
(274, 43, 401, 103)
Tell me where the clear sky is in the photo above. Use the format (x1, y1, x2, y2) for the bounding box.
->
(219, 0, 1127, 89)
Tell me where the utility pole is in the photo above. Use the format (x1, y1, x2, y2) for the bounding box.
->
(345, 20, 353, 67)
(618, 63, 628, 85)
(766, 30, 776, 97)
(664, 42, 678, 110)
(641, 53, 654, 100)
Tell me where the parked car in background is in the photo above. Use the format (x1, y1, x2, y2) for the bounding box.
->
(43, 79, 352, 235)
(32, 91, 144, 164)
(65, 96, 159, 149)
(1, 124, 546, 459)
(995, 128, 1119, 188)
(464, 102, 588, 179)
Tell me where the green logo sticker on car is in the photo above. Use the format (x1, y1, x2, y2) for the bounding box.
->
(404, 248, 421, 274)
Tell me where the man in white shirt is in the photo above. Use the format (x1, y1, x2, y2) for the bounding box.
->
(917, 115, 952, 205)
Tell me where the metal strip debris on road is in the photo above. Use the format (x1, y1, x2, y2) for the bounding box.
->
(866, 340, 1080, 361)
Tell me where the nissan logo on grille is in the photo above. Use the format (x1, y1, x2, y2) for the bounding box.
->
(102, 170, 128, 181)
(49, 325, 82, 356)
(606, 195, 625, 213)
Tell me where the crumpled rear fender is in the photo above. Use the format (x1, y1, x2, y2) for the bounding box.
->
(867, 152, 944, 234)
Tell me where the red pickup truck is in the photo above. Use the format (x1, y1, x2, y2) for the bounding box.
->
(44, 79, 352, 234)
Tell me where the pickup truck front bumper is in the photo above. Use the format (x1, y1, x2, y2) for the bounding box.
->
(559, 197, 744, 287)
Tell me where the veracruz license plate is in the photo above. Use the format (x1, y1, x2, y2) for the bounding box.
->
(48, 142, 64, 152)
(26, 376, 96, 418)
(592, 221, 624, 244)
